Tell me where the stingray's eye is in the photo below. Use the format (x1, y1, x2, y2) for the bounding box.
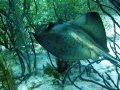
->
(49, 22, 54, 26)
(46, 22, 55, 30)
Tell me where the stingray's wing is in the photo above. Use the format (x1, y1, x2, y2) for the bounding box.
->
(70, 12, 109, 52)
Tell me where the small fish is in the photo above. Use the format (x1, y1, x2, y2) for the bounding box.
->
(33, 12, 120, 67)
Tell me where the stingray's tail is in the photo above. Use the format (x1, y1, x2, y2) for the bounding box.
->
(104, 53, 120, 68)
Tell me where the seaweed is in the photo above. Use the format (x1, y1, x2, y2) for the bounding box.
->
(0, 53, 17, 90)
(0, 0, 37, 84)
(43, 57, 69, 80)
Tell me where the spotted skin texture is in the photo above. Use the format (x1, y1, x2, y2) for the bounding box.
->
(33, 12, 120, 67)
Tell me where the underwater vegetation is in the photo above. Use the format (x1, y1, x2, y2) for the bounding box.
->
(0, 0, 120, 90)
(0, 53, 17, 90)
(43, 57, 69, 80)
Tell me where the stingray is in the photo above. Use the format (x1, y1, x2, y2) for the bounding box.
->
(33, 12, 120, 67)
